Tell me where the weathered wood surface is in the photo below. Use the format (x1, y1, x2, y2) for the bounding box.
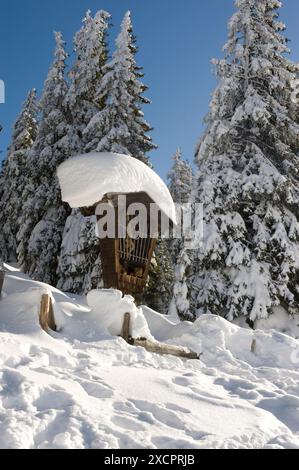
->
(0, 269, 5, 299)
(121, 313, 200, 360)
(130, 338, 200, 360)
(39, 294, 57, 332)
(122, 313, 131, 343)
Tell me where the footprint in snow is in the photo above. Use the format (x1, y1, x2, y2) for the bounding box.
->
(78, 379, 114, 399)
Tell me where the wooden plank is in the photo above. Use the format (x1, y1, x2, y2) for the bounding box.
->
(0, 269, 4, 299)
(39, 294, 57, 333)
(122, 313, 131, 342)
(129, 338, 200, 360)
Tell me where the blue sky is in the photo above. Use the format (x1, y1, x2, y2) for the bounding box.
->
(1, 0, 299, 180)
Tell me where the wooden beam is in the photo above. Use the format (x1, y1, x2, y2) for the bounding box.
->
(39, 294, 57, 332)
(130, 338, 200, 360)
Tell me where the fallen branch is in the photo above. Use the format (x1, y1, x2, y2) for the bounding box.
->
(121, 313, 200, 360)
(129, 338, 201, 360)
(39, 294, 57, 332)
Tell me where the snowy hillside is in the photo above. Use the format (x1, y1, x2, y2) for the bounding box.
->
(0, 265, 299, 449)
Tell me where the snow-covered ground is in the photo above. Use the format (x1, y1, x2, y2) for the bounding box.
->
(0, 264, 299, 449)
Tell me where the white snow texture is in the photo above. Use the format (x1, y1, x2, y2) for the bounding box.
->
(57, 152, 176, 224)
(0, 265, 299, 449)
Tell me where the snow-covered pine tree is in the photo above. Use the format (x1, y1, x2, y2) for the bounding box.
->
(167, 147, 193, 261)
(86, 11, 173, 311)
(57, 10, 111, 294)
(142, 240, 174, 315)
(0, 89, 38, 262)
(17, 32, 77, 285)
(169, 248, 194, 321)
(84, 11, 156, 164)
(66, 9, 111, 151)
(191, 0, 299, 323)
(168, 148, 193, 207)
(167, 148, 194, 320)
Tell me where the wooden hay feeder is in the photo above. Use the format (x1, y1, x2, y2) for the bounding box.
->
(80, 191, 160, 295)
(57, 152, 177, 297)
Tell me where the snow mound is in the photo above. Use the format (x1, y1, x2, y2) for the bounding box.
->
(87, 289, 152, 339)
(57, 152, 176, 223)
(1, 266, 299, 449)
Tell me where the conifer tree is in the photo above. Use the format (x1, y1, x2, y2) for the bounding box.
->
(0, 90, 38, 262)
(168, 148, 193, 207)
(169, 248, 194, 321)
(84, 11, 156, 164)
(57, 10, 111, 293)
(191, 0, 299, 323)
(17, 32, 77, 284)
(142, 241, 174, 315)
(167, 148, 193, 320)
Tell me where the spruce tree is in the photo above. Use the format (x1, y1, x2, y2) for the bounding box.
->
(167, 148, 193, 320)
(66, 9, 111, 151)
(168, 148, 193, 206)
(167, 148, 193, 262)
(84, 11, 156, 164)
(191, 0, 299, 323)
(142, 241, 174, 315)
(17, 32, 77, 284)
(169, 248, 194, 321)
(0, 90, 38, 262)
(57, 10, 111, 294)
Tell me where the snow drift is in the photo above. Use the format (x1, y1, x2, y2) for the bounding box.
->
(0, 265, 299, 449)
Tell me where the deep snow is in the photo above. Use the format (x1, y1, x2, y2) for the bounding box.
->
(0, 264, 299, 449)
(57, 152, 176, 224)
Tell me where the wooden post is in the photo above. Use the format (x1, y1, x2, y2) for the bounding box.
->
(39, 294, 57, 332)
(251, 339, 257, 354)
(122, 313, 131, 342)
(0, 269, 4, 299)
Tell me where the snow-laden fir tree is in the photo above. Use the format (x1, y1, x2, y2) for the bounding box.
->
(87, 10, 173, 312)
(169, 248, 194, 321)
(66, 9, 111, 151)
(168, 148, 193, 207)
(84, 11, 156, 164)
(191, 0, 299, 323)
(59, 11, 159, 295)
(57, 10, 111, 294)
(17, 32, 78, 285)
(0, 89, 38, 262)
(167, 148, 194, 320)
(142, 240, 174, 315)
(167, 147, 193, 262)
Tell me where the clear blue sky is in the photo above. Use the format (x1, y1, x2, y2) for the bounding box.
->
(1, 0, 299, 180)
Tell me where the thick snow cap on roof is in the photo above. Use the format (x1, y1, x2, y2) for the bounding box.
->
(57, 152, 176, 224)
